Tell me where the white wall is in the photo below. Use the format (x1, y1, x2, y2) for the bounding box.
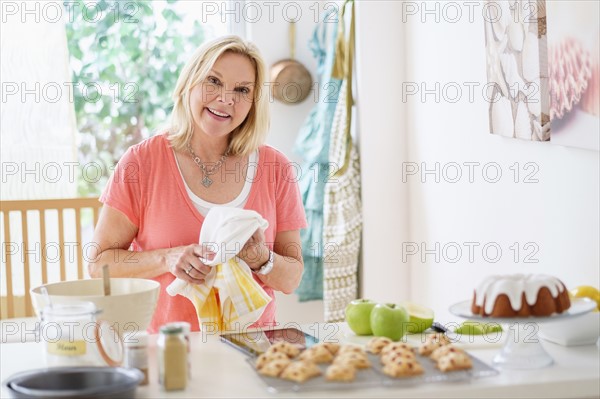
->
(356, 1, 599, 324)
(355, 1, 411, 303)
(247, 1, 326, 324)
(247, 1, 319, 164)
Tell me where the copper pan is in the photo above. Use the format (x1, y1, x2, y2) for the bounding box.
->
(270, 21, 313, 104)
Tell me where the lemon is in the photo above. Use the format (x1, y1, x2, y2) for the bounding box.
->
(570, 286, 600, 309)
(399, 301, 434, 333)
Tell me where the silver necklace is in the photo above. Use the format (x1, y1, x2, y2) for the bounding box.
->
(186, 142, 230, 188)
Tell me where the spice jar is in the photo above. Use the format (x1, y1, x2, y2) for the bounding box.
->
(166, 322, 191, 379)
(123, 331, 149, 385)
(158, 325, 187, 391)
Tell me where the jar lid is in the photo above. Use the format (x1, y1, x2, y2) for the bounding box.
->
(123, 330, 148, 347)
(165, 321, 190, 334)
(160, 325, 183, 335)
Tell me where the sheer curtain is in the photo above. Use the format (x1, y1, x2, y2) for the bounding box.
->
(1, 9, 78, 200)
(1, 10, 79, 304)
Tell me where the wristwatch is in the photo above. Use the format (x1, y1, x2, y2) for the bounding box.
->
(254, 250, 274, 276)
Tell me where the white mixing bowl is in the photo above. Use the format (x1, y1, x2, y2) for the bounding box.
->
(30, 278, 160, 336)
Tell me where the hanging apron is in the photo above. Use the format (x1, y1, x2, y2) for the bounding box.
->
(293, 9, 341, 301)
(322, 0, 361, 322)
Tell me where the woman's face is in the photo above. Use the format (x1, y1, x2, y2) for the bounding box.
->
(189, 52, 256, 141)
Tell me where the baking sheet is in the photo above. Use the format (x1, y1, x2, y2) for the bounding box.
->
(247, 351, 499, 392)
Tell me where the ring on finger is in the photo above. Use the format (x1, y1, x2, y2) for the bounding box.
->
(186, 265, 194, 275)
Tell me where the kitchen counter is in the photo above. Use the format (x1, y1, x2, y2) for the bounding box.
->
(1, 323, 599, 398)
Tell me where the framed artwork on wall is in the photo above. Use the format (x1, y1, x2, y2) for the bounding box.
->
(546, 0, 599, 151)
(484, 0, 599, 151)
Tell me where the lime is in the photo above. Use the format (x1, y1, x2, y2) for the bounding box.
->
(399, 301, 434, 334)
(455, 321, 502, 335)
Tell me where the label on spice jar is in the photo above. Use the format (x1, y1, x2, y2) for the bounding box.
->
(47, 340, 86, 356)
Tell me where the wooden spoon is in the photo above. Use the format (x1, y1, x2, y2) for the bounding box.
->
(102, 264, 111, 296)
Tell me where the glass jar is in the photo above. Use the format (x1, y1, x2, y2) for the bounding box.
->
(123, 330, 149, 385)
(40, 301, 123, 367)
(158, 325, 187, 391)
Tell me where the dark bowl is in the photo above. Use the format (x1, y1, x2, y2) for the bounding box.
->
(3, 367, 143, 398)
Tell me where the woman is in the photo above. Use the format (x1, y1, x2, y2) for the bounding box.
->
(89, 36, 307, 333)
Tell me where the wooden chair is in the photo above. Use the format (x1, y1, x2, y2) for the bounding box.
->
(1, 198, 101, 319)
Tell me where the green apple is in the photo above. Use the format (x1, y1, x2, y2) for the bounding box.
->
(399, 301, 434, 334)
(345, 299, 377, 335)
(370, 303, 410, 341)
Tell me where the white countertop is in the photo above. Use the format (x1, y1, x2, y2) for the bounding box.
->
(1, 323, 599, 398)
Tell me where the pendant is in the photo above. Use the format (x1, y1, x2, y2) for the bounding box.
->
(202, 176, 213, 187)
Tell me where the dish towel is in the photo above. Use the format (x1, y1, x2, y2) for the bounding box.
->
(166, 207, 272, 331)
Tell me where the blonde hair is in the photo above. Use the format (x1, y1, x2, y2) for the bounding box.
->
(167, 35, 270, 156)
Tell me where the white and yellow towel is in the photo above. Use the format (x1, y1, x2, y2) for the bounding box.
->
(166, 208, 272, 331)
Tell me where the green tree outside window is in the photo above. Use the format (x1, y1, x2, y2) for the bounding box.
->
(65, 0, 206, 196)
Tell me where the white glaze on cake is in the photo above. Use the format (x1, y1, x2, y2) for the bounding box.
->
(474, 274, 566, 314)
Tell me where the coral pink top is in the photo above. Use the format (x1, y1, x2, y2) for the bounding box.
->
(100, 133, 307, 333)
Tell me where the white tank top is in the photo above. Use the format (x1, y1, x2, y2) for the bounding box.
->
(175, 150, 258, 216)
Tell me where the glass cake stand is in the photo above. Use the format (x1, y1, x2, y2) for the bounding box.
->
(449, 298, 597, 369)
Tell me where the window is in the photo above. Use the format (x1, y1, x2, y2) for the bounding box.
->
(66, 0, 232, 196)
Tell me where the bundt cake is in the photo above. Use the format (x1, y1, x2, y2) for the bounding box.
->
(471, 274, 571, 317)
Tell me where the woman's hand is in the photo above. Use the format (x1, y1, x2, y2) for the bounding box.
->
(239, 229, 269, 270)
(166, 244, 214, 284)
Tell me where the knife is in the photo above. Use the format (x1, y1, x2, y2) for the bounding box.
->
(431, 322, 449, 333)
